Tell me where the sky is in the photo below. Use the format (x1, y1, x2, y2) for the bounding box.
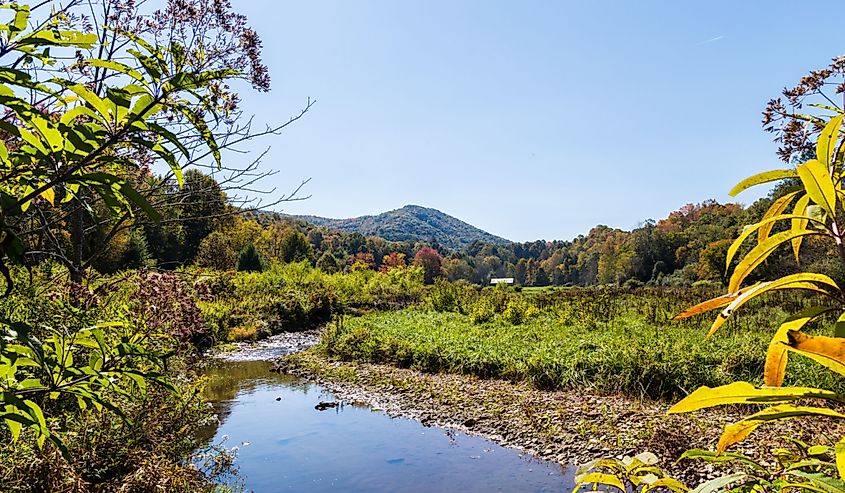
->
(223, 0, 843, 242)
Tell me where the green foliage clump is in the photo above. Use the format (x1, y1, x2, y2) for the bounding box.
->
(501, 297, 538, 325)
(197, 261, 427, 341)
(236, 243, 265, 272)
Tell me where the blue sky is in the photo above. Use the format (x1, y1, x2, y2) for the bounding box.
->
(227, 0, 842, 242)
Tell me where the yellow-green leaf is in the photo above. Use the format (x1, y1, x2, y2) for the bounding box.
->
(574, 472, 625, 492)
(836, 437, 845, 480)
(817, 115, 845, 167)
(668, 381, 842, 414)
(717, 404, 845, 453)
(726, 213, 819, 272)
(729, 229, 820, 293)
(642, 478, 688, 493)
(759, 191, 800, 244)
(797, 159, 837, 216)
(792, 194, 812, 262)
(730, 169, 798, 197)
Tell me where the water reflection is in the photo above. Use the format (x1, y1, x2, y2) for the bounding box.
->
(201, 359, 573, 492)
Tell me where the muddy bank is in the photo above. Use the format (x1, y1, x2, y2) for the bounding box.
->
(275, 350, 843, 484)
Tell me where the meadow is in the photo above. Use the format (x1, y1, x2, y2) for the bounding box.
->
(317, 284, 840, 400)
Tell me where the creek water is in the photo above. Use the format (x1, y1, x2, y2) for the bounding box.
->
(200, 334, 573, 492)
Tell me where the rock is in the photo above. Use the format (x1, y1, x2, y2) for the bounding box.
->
(464, 418, 477, 428)
(314, 401, 339, 411)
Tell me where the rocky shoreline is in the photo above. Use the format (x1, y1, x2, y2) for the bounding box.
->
(275, 350, 843, 485)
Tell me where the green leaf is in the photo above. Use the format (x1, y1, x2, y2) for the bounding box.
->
(797, 159, 837, 216)
(61, 83, 111, 124)
(85, 59, 145, 83)
(178, 106, 221, 168)
(730, 170, 798, 197)
(679, 449, 767, 473)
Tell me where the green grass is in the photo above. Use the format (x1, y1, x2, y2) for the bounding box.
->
(320, 290, 843, 400)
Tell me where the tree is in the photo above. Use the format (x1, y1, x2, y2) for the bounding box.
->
(195, 231, 238, 270)
(380, 252, 407, 272)
(179, 170, 228, 262)
(12, 0, 313, 281)
(279, 229, 314, 263)
(0, 0, 304, 455)
(414, 247, 443, 284)
(316, 251, 341, 273)
(237, 243, 264, 272)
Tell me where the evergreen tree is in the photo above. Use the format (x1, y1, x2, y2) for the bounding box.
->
(237, 243, 265, 272)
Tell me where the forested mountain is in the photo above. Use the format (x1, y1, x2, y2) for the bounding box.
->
(293, 205, 511, 250)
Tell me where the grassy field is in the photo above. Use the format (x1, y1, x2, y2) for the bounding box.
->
(319, 288, 842, 400)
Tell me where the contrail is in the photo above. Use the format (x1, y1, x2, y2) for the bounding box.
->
(697, 35, 724, 45)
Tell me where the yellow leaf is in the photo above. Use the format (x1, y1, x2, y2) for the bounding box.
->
(707, 273, 837, 337)
(673, 286, 757, 320)
(726, 213, 815, 273)
(798, 158, 837, 216)
(786, 331, 845, 376)
(765, 307, 834, 387)
(668, 381, 841, 414)
(642, 478, 688, 493)
(729, 229, 818, 293)
(717, 404, 845, 453)
(758, 191, 799, 244)
(817, 114, 844, 167)
(836, 437, 845, 480)
(791, 194, 811, 262)
(40, 187, 54, 206)
(574, 472, 625, 492)
(729, 169, 799, 197)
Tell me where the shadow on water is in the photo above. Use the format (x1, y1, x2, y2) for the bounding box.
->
(200, 359, 574, 492)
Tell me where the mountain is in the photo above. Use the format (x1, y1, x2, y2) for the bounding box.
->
(294, 205, 510, 250)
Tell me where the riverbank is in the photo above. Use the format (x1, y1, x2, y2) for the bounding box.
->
(276, 350, 844, 485)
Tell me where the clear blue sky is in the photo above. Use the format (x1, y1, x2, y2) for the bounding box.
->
(227, 0, 842, 242)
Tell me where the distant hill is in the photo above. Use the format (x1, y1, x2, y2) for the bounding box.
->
(294, 205, 510, 250)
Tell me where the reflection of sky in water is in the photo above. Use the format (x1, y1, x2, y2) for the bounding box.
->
(202, 360, 573, 493)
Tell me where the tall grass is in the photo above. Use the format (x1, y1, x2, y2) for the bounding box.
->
(319, 288, 840, 400)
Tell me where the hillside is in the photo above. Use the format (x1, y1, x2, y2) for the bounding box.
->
(295, 205, 510, 250)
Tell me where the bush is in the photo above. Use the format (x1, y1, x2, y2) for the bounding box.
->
(501, 298, 539, 325)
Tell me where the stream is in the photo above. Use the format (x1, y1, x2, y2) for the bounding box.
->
(199, 332, 573, 492)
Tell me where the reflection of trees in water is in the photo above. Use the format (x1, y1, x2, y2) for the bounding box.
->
(197, 360, 312, 442)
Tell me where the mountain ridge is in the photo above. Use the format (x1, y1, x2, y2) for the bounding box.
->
(292, 205, 510, 250)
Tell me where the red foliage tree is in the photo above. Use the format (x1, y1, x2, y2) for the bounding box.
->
(413, 247, 443, 284)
